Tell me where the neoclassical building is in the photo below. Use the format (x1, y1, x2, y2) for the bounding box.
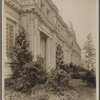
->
(3, 0, 81, 77)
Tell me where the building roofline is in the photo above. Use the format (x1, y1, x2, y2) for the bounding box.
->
(5, 0, 81, 51)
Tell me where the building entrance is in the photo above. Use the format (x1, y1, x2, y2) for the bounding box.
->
(40, 32, 47, 59)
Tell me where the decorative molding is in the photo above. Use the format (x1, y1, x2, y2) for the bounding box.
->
(5, 0, 70, 41)
(5, 0, 72, 44)
(5, 0, 81, 59)
(5, 0, 22, 13)
(38, 27, 52, 39)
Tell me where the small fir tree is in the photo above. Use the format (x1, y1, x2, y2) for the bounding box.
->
(56, 44, 64, 68)
(83, 33, 96, 70)
(11, 27, 33, 73)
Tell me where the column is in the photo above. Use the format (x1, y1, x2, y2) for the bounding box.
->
(37, 31, 40, 55)
(46, 37, 51, 71)
(33, 15, 38, 60)
(29, 19, 34, 55)
(53, 40, 56, 68)
(21, 14, 27, 30)
(71, 48, 73, 63)
(63, 43, 66, 63)
(34, 35, 37, 61)
(51, 36, 56, 69)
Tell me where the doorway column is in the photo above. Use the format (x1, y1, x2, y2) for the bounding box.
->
(37, 31, 40, 55)
(34, 34, 37, 61)
(46, 37, 51, 71)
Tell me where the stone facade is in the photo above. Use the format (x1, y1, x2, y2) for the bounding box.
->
(3, 0, 81, 78)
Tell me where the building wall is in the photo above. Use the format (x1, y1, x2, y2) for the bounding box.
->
(4, 1, 21, 78)
(3, 0, 81, 78)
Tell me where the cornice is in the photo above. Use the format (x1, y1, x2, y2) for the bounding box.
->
(65, 26, 71, 36)
(46, 0, 70, 35)
(56, 14, 66, 28)
(46, 0, 59, 13)
(5, 0, 81, 51)
(5, 0, 54, 31)
(22, 4, 54, 31)
(5, 0, 22, 13)
(5, 0, 70, 39)
(56, 31, 68, 44)
(53, 27, 72, 48)
(66, 39, 72, 48)
(33, 5, 54, 31)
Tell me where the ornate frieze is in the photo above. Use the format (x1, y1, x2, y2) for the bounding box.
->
(38, 22, 52, 38)
(56, 36, 63, 46)
(5, 0, 22, 13)
(5, 0, 79, 49)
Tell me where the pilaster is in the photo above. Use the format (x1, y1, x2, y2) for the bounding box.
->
(32, 15, 38, 60)
(29, 18, 34, 55)
(50, 33, 56, 69)
(46, 37, 51, 71)
(37, 31, 40, 55)
(33, 34, 37, 61)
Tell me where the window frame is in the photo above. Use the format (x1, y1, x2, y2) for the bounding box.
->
(6, 19, 15, 59)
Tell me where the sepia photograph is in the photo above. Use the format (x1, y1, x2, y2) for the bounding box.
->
(2, 0, 99, 100)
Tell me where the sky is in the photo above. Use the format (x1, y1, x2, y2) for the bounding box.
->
(52, 0, 98, 50)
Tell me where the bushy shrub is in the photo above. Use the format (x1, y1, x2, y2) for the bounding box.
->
(68, 63, 88, 73)
(59, 63, 72, 73)
(6, 55, 47, 93)
(5, 28, 48, 93)
(71, 72, 81, 79)
(67, 63, 88, 79)
(75, 66, 88, 72)
(46, 68, 72, 93)
(5, 77, 14, 88)
(68, 63, 77, 72)
(82, 70, 96, 87)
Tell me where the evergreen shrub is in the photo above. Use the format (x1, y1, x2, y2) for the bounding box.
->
(6, 28, 47, 93)
(71, 72, 81, 79)
(10, 27, 33, 75)
(83, 70, 96, 87)
(46, 68, 72, 93)
(5, 55, 47, 93)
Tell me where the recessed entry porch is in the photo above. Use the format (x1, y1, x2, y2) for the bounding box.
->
(40, 31, 51, 71)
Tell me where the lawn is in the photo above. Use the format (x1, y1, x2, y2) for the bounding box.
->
(71, 79, 96, 100)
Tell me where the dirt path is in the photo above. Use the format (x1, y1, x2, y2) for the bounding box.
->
(71, 79, 96, 100)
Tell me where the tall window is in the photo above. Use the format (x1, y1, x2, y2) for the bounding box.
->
(6, 22, 14, 59)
